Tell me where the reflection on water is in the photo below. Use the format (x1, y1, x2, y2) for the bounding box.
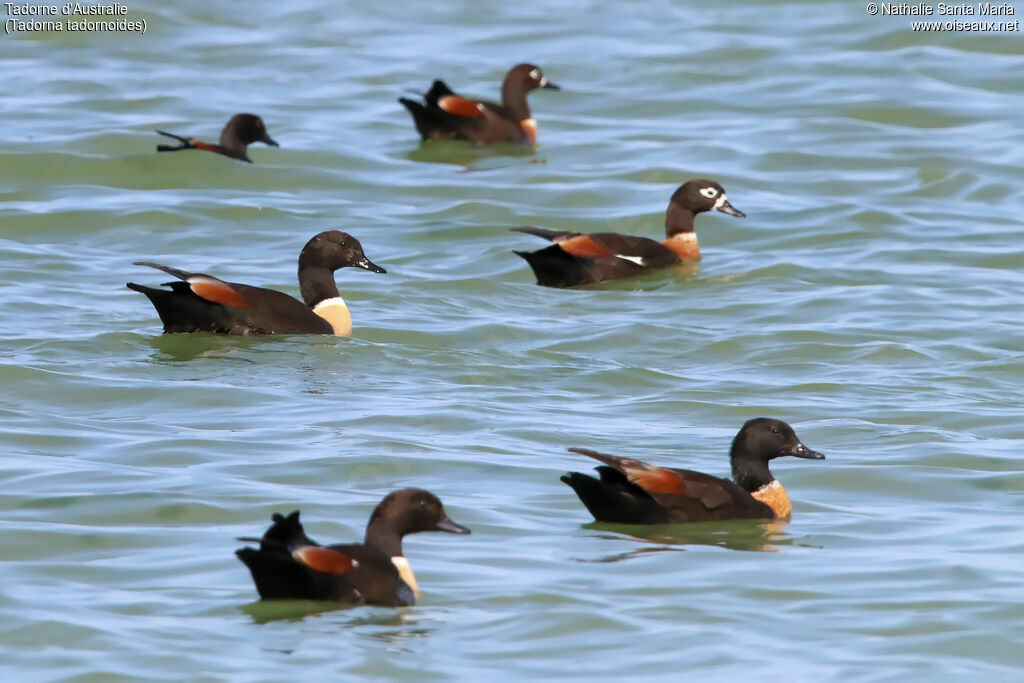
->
(239, 599, 351, 625)
(403, 140, 538, 169)
(145, 333, 265, 363)
(579, 519, 798, 555)
(240, 600, 432, 649)
(565, 261, 702, 291)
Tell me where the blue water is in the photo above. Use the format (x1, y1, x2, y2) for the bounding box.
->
(1, 0, 1023, 679)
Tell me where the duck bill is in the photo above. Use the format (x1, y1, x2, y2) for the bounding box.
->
(434, 514, 471, 534)
(262, 134, 280, 147)
(782, 442, 825, 460)
(715, 198, 745, 218)
(354, 256, 386, 274)
(540, 79, 561, 91)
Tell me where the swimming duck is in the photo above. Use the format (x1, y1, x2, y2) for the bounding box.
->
(399, 63, 559, 146)
(156, 113, 278, 163)
(511, 179, 744, 287)
(127, 230, 384, 336)
(561, 418, 825, 524)
(235, 488, 471, 606)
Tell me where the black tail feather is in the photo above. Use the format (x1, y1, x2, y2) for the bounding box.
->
(132, 261, 192, 281)
(560, 470, 668, 524)
(258, 510, 317, 551)
(126, 282, 157, 295)
(568, 446, 619, 462)
(398, 97, 452, 141)
(235, 511, 361, 602)
(155, 130, 194, 152)
(511, 244, 592, 288)
(509, 225, 579, 242)
(127, 277, 241, 334)
(424, 79, 455, 107)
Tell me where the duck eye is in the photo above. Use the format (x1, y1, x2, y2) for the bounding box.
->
(699, 187, 718, 199)
(529, 68, 540, 80)
(771, 427, 780, 434)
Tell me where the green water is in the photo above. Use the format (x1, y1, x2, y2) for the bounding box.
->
(1, 0, 1022, 679)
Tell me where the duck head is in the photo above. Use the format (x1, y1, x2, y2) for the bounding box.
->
(730, 418, 825, 491)
(300, 230, 386, 274)
(224, 113, 279, 148)
(366, 487, 470, 542)
(672, 179, 745, 217)
(507, 63, 560, 92)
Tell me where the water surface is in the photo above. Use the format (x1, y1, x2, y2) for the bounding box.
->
(1, 0, 1022, 680)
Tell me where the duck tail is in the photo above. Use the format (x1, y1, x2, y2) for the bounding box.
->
(155, 130, 195, 153)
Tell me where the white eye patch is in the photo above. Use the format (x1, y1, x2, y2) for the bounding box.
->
(699, 187, 719, 199)
(529, 68, 541, 80)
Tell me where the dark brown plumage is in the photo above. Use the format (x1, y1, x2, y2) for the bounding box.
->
(399, 63, 559, 145)
(235, 488, 471, 607)
(156, 113, 278, 163)
(561, 418, 825, 524)
(127, 230, 385, 336)
(511, 179, 745, 287)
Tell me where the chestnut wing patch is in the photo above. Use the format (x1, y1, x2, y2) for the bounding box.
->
(569, 448, 685, 495)
(619, 461, 685, 495)
(292, 546, 358, 575)
(438, 95, 485, 118)
(556, 235, 618, 259)
(187, 275, 250, 308)
(554, 233, 662, 266)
